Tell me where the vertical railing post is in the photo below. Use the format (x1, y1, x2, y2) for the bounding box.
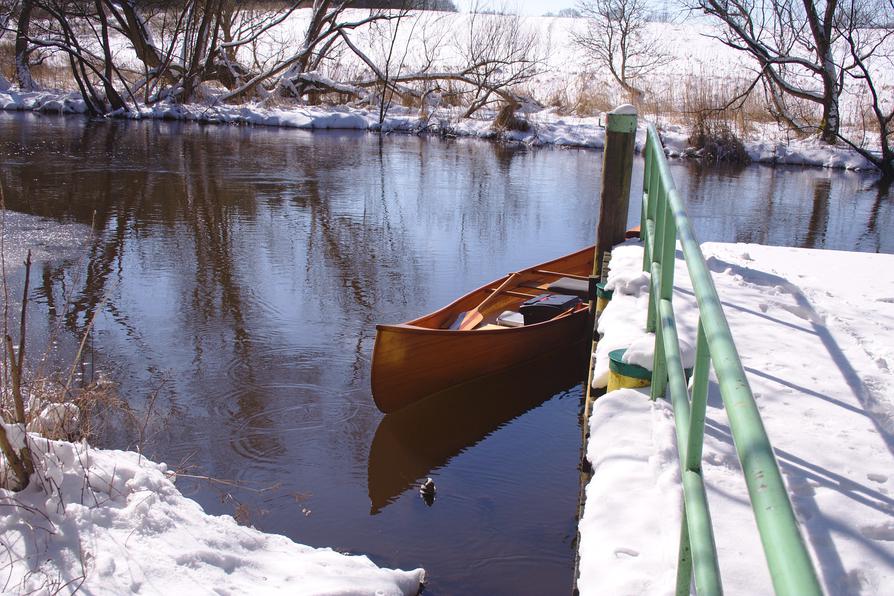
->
(687, 321, 710, 471)
(641, 134, 652, 267)
(646, 183, 665, 334)
(593, 104, 638, 279)
(660, 192, 677, 303)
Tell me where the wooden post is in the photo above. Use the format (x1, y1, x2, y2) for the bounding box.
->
(582, 104, 638, 446)
(593, 104, 638, 278)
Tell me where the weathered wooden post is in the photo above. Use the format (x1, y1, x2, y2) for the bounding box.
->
(593, 104, 638, 279)
(583, 104, 638, 413)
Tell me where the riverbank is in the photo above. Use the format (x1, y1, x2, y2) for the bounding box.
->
(0, 81, 876, 172)
(0, 428, 425, 594)
(578, 241, 894, 594)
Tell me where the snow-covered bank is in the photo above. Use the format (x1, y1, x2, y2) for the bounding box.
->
(579, 242, 894, 594)
(2, 8, 888, 173)
(0, 85, 877, 171)
(1, 428, 424, 594)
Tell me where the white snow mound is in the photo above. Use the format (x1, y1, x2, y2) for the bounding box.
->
(0, 427, 424, 595)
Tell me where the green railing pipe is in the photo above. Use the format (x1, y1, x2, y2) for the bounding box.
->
(686, 322, 710, 472)
(640, 124, 822, 595)
(657, 297, 723, 595)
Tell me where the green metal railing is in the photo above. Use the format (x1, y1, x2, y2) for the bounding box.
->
(639, 124, 822, 596)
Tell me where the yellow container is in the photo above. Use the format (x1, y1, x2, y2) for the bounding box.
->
(607, 349, 651, 392)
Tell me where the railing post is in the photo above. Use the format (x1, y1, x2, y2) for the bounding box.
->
(687, 321, 710, 471)
(593, 104, 638, 279)
(641, 134, 652, 264)
(646, 184, 666, 334)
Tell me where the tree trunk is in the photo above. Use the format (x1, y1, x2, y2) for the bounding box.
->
(113, 1, 165, 70)
(15, 0, 36, 91)
(818, 80, 840, 143)
(95, 1, 128, 112)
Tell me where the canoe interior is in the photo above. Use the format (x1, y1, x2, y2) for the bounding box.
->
(402, 245, 595, 331)
(371, 246, 595, 413)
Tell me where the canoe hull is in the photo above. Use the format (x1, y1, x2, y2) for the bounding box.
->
(371, 246, 595, 413)
(372, 311, 588, 413)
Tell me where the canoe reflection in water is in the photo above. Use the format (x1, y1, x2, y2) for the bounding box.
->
(367, 342, 588, 514)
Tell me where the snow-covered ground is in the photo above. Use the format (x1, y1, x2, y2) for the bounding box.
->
(1, 12, 889, 171)
(579, 241, 894, 595)
(0, 426, 425, 594)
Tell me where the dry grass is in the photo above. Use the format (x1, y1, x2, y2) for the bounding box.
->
(493, 101, 530, 132)
(0, 42, 77, 91)
(547, 74, 615, 116)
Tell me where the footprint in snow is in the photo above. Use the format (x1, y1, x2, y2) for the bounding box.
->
(867, 473, 888, 483)
(614, 548, 639, 559)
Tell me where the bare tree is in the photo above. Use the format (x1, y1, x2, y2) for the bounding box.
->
(834, 0, 894, 176)
(573, 0, 671, 101)
(694, 0, 855, 143)
(2, 0, 542, 120)
(452, 7, 541, 117)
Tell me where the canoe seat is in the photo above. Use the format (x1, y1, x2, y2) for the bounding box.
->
(547, 277, 590, 300)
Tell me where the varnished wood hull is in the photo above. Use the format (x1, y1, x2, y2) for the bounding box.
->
(371, 246, 594, 413)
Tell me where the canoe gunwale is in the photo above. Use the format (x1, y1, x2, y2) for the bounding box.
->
(374, 304, 588, 335)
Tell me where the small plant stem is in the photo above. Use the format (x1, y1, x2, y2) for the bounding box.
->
(0, 423, 28, 490)
(9, 251, 31, 425)
(5, 336, 23, 423)
(17, 252, 30, 396)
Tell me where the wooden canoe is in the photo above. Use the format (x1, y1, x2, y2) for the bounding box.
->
(371, 246, 594, 413)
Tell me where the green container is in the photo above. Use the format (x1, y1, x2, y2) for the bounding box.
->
(595, 282, 614, 313)
(607, 348, 693, 393)
(608, 348, 651, 380)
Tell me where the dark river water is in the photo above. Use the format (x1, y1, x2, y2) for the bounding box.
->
(1, 112, 890, 595)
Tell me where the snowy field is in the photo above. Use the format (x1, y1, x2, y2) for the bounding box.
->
(1, 12, 890, 171)
(579, 241, 894, 595)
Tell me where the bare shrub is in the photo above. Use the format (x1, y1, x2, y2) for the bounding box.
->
(493, 101, 530, 132)
(543, 74, 614, 116)
(687, 111, 749, 162)
(680, 76, 750, 162)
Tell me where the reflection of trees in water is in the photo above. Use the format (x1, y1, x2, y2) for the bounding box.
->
(2, 117, 462, 467)
(803, 177, 831, 249)
(859, 178, 890, 253)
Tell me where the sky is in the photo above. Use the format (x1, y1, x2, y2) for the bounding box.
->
(455, 0, 580, 15)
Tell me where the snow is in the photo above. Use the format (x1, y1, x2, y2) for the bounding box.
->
(1, 14, 888, 171)
(0, 426, 424, 594)
(579, 242, 894, 594)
